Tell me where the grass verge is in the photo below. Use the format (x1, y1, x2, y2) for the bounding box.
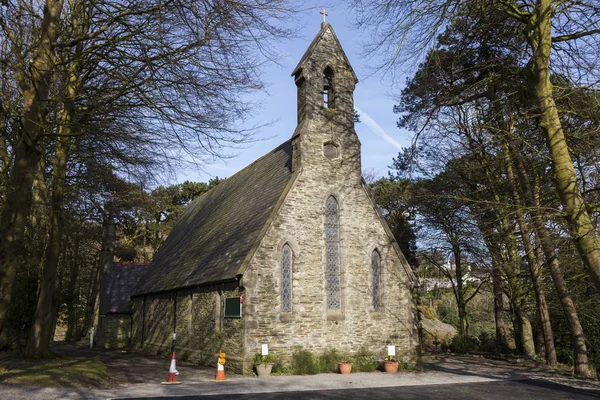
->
(0, 355, 110, 388)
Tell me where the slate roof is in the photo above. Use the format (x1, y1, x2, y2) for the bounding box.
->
(133, 139, 294, 297)
(101, 263, 149, 313)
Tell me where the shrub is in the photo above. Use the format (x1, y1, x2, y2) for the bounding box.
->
(254, 353, 273, 364)
(476, 331, 497, 353)
(291, 348, 319, 375)
(418, 305, 438, 320)
(351, 346, 377, 372)
(397, 358, 416, 371)
(318, 348, 341, 373)
(271, 360, 291, 375)
(449, 335, 480, 353)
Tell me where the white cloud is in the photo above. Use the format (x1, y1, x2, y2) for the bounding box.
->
(355, 106, 403, 151)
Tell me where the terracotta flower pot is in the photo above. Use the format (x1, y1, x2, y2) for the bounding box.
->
(383, 360, 399, 374)
(255, 363, 274, 378)
(338, 362, 352, 374)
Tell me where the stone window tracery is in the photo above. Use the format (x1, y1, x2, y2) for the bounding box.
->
(372, 249, 382, 312)
(281, 244, 293, 312)
(325, 196, 341, 309)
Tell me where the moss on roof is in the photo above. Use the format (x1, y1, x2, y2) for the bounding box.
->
(133, 140, 293, 297)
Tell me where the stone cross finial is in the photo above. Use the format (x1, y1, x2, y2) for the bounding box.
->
(320, 8, 328, 24)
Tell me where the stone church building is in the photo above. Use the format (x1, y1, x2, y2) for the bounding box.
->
(130, 21, 418, 373)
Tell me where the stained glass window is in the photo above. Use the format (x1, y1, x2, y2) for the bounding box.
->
(325, 196, 340, 309)
(282, 244, 293, 313)
(372, 250, 381, 312)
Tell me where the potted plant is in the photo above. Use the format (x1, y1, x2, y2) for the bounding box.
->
(254, 354, 274, 378)
(338, 353, 352, 374)
(383, 355, 399, 374)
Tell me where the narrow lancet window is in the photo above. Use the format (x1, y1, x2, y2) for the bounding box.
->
(325, 196, 341, 309)
(372, 250, 382, 312)
(323, 67, 334, 108)
(282, 244, 293, 312)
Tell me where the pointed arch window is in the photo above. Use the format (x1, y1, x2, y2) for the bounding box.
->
(281, 244, 293, 313)
(323, 67, 334, 108)
(372, 250, 382, 312)
(325, 196, 341, 309)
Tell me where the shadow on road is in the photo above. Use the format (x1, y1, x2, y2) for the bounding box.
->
(116, 379, 600, 400)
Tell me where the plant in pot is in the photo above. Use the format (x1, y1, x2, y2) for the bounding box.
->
(383, 355, 399, 374)
(254, 354, 274, 378)
(338, 353, 352, 374)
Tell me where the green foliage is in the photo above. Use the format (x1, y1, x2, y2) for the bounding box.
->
(475, 331, 497, 353)
(370, 177, 418, 269)
(253, 353, 272, 364)
(270, 360, 290, 375)
(291, 348, 319, 375)
(290, 347, 378, 374)
(317, 348, 341, 373)
(449, 335, 481, 354)
(435, 292, 459, 327)
(397, 358, 416, 371)
(351, 347, 377, 372)
(2, 271, 38, 350)
(418, 305, 438, 320)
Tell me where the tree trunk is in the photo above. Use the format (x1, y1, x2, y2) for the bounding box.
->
(25, 135, 71, 357)
(531, 179, 592, 377)
(501, 141, 556, 365)
(452, 243, 469, 345)
(492, 257, 509, 352)
(521, 316, 536, 359)
(0, 0, 65, 338)
(65, 236, 80, 342)
(90, 205, 116, 344)
(476, 218, 509, 353)
(532, 0, 600, 292)
(501, 218, 526, 356)
(513, 149, 592, 377)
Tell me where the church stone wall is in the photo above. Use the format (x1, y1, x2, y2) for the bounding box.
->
(242, 170, 418, 368)
(240, 24, 417, 369)
(96, 314, 131, 349)
(130, 286, 245, 372)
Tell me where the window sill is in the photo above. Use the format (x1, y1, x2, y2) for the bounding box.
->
(280, 313, 295, 323)
(326, 309, 344, 321)
(371, 312, 384, 320)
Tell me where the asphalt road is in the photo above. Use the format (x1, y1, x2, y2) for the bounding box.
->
(118, 379, 600, 400)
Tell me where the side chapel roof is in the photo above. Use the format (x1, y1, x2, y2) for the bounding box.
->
(101, 263, 149, 313)
(132, 140, 294, 297)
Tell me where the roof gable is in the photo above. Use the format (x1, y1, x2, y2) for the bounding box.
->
(101, 263, 149, 313)
(292, 23, 358, 83)
(133, 140, 294, 296)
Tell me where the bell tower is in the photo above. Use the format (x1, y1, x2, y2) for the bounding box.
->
(291, 16, 361, 179)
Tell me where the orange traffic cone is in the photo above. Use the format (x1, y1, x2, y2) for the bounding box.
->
(215, 349, 227, 382)
(161, 351, 182, 385)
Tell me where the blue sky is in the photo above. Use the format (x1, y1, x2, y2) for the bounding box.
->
(178, 3, 413, 183)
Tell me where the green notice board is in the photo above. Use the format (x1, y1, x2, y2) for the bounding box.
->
(224, 297, 242, 318)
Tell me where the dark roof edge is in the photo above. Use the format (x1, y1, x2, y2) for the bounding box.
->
(360, 178, 416, 282)
(131, 277, 239, 299)
(235, 167, 303, 277)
